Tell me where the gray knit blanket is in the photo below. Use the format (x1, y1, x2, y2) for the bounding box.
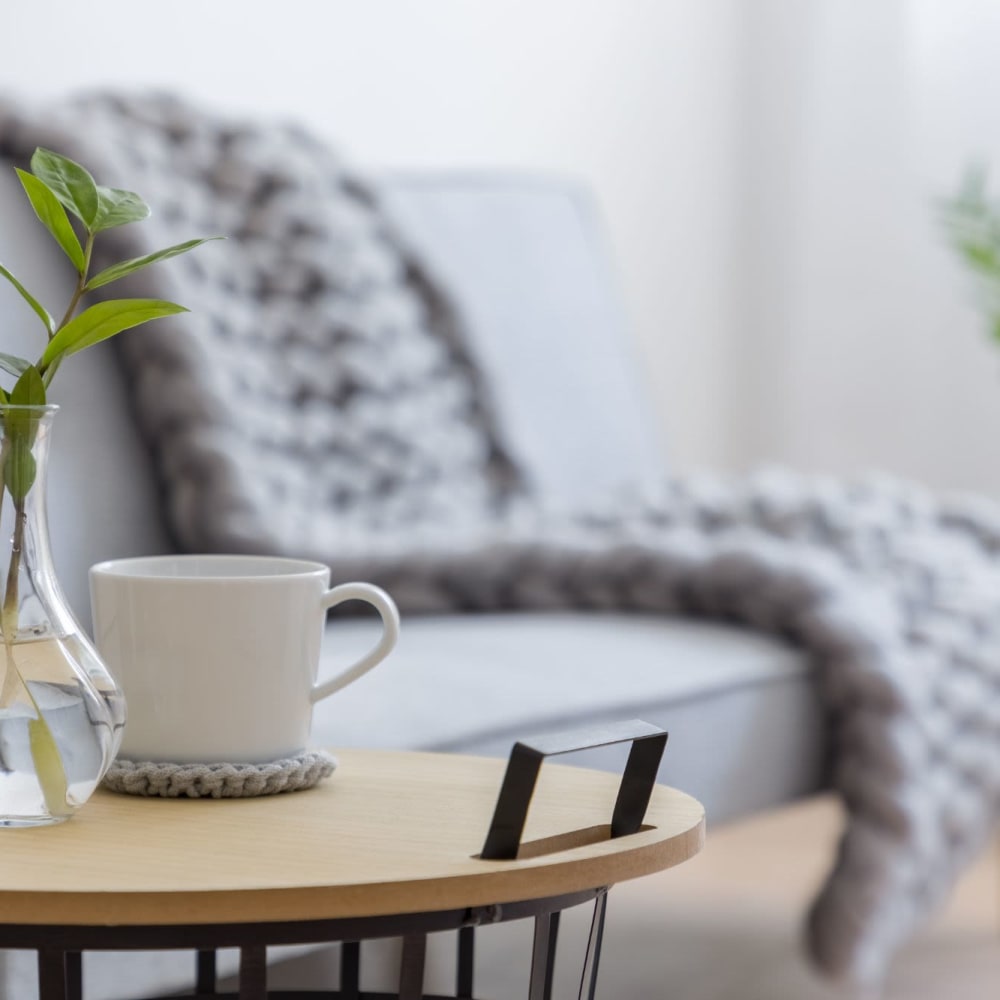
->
(3, 92, 1000, 985)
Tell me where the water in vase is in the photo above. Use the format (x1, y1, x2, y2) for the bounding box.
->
(0, 633, 123, 826)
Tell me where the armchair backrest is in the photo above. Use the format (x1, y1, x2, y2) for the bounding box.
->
(383, 173, 666, 509)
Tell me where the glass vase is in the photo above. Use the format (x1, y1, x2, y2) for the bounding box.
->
(0, 405, 125, 826)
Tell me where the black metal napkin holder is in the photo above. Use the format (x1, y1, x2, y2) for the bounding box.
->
(480, 719, 669, 861)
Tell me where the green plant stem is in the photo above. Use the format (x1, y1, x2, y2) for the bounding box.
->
(0, 470, 69, 815)
(0, 493, 30, 709)
(42, 233, 94, 390)
(56, 233, 93, 333)
(1, 503, 23, 637)
(0, 446, 16, 713)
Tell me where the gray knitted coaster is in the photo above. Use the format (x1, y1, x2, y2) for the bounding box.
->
(103, 749, 337, 798)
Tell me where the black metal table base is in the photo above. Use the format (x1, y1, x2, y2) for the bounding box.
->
(5, 888, 611, 1000)
(11, 721, 676, 1000)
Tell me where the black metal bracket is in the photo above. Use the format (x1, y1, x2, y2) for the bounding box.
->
(480, 719, 669, 861)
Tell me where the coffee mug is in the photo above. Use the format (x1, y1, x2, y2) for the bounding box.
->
(89, 555, 400, 763)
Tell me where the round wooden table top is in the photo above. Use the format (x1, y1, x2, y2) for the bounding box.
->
(0, 749, 705, 927)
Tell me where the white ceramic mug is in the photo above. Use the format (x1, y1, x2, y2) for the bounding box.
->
(89, 555, 400, 763)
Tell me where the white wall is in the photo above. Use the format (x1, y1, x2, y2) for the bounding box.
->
(4, 1, 999, 494)
(732, 0, 1000, 496)
(0, 0, 743, 472)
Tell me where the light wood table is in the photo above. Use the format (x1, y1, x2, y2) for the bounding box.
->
(0, 744, 704, 1000)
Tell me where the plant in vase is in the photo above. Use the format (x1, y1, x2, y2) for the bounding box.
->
(0, 148, 218, 825)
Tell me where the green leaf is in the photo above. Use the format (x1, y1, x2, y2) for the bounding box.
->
(93, 186, 150, 231)
(15, 170, 85, 273)
(4, 434, 36, 502)
(0, 263, 55, 334)
(28, 715, 69, 816)
(10, 365, 46, 407)
(86, 236, 223, 290)
(3, 367, 45, 500)
(40, 299, 188, 370)
(30, 148, 99, 228)
(959, 242, 1000, 275)
(991, 316, 1000, 345)
(0, 353, 32, 379)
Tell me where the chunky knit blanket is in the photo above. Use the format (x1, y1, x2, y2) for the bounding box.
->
(2, 92, 1000, 985)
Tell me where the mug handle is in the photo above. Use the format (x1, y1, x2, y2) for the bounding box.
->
(310, 582, 401, 703)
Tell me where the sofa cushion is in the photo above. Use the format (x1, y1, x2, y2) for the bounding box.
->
(313, 613, 826, 824)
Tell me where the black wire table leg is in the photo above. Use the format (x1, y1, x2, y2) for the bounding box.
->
(398, 933, 427, 1000)
(456, 926, 475, 998)
(64, 952, 82, 1000)
(196, 950, 217, 994)
(238, 944, 267, 1000)
(37, 949, 67, 1000)
(528, 910, 560, 1000)
(341, 941, 361, 1000)
(577, 891, 608, 1000)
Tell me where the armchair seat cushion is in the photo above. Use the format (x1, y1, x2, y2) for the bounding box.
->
(313, 613, 825, 824)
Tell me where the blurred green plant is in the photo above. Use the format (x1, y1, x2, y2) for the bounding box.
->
(940, 167, 1000, 342)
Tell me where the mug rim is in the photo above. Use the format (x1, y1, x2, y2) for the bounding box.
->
(90, 554, 330, 582)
